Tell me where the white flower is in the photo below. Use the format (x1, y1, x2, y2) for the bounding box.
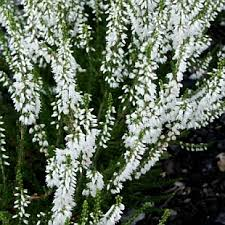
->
(83, 170, 104, 197)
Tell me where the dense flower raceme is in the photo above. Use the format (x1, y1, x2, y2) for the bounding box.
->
(0, 3, 41, 125)
(0, 0, 224, 224)
(12, 187, 30, 225)
(0, 116, 9, 186)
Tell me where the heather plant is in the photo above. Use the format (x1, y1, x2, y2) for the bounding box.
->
(0, 0, 225, 224)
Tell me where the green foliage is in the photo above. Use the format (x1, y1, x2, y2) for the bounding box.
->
(0, 211, 10, 225)
(158, 209, 170, 225)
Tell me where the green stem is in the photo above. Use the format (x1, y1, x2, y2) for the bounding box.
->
(16, 123, 25, 188)
(0, 158, 6, 188)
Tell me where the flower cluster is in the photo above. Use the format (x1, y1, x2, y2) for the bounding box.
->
(97, 196, 125, 225)
(0, 1, 41, 125)
(29, 124, 49, 155)
(108, 0, 225, 193)
(82, 170, 104, 197)
(101, 0, 129, 87)
(180, 141, 208, 152)
(0, 0, 225, 224)
(189, 55, 213, 80)
(0, 117, 9, 186)
(98, 97, 116, 149)
(0, 71, 11, 88)
(36, 212, 46, 225)
(46, 148, 78, 225)
(12, 187, 30, 224)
